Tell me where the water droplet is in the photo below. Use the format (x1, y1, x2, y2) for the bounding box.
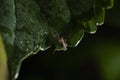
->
(14, 73, 19, 79)
(34, 45, 39, 50)
(20, 41, 23, 44)
(39, 47, 45, 51)
(75, 40, 80, 47)
(75, 34, 84, 47)
(90, 31, 96, 34)
(26, 48, 29, 51)
(26, 41, 29, 44)
(96, 22, 104, 26)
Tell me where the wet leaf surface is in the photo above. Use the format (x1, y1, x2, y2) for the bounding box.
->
(0, 0, 113, 79)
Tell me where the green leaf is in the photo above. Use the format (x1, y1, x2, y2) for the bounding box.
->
(95, 0, 105, 26)
(0, 0, 114, 79)
(12, 0, 50, 79)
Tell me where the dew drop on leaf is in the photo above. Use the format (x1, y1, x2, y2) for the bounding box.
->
(26, 48, 29, 52)
(26, 40, 30, 44)
(20, 41, 23, 44)
(96, 22, 104, 26)
(14, 72, 19, 79)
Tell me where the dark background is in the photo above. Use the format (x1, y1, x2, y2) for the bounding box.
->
(17, 0, 120, 80)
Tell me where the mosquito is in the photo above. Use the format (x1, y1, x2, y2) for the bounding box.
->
(58, 37, 67, 51)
